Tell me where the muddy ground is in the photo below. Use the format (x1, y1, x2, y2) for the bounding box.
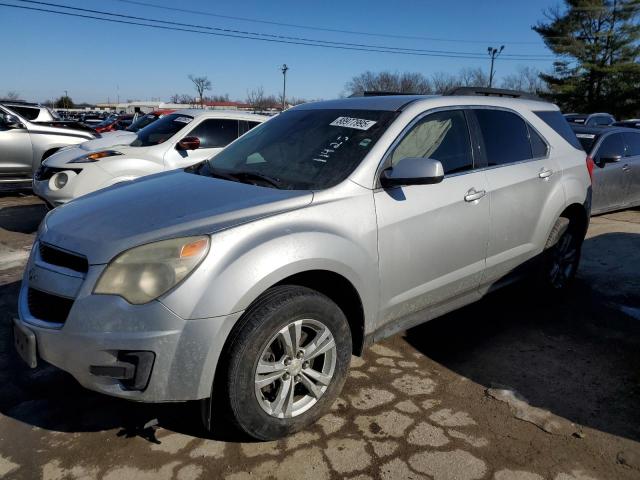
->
(0, 191, 638, 480)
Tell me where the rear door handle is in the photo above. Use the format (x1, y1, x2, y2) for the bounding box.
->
(622, 164, 631, 172)
(538, 169, 554, 179)
(464, 188, 486, 202)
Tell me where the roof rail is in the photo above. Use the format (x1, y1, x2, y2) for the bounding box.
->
(0, 100, 41, 106)
(444, 87, 544, 102)
(354, 91, 420, 97)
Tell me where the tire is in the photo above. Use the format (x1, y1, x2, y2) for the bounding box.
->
(538, 216, 584, 292)
(212, 285, 352, 440)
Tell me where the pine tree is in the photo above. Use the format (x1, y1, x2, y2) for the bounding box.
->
(533, 0, 640, 117)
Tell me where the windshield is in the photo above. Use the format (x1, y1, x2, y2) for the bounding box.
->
(200, 109, 398, 190)
(127, 113, 158, 132)
(575, 133, 598, 152)
(131, 113, 193, 147)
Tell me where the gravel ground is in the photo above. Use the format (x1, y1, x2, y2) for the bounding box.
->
(0, 191, 638, 480)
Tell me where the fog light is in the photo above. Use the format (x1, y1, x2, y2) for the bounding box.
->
(53, 172, 68, 189)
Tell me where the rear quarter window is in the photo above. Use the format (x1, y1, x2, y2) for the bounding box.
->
(534, 111, 584, 150)
(8, 106, 39, 121)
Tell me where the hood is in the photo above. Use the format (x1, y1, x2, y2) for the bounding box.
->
(40, 170, 313, 264)
(44, 137, 150, 167)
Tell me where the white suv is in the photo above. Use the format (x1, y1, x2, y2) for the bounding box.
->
(33, 110, 269, 206)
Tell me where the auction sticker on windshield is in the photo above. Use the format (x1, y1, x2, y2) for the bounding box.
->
(174, 117, 193, 124)
(330, 117, 377, 130)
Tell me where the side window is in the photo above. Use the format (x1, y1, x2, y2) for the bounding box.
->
(9, 106, 39, 121)
(239, 120, 260, 136)
(528, 125, 549, 158)
(390, 110, 473, 175)
(623, 133, 640, 157)
(475, 109, 532, 166)
(188, 119, 239, 148)
(595, 134, 625, 164)
(534, 111, 583, 150)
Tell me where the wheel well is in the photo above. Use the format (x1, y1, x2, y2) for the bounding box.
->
(275, 270, 366, 356)
(559, 203, 589, 238)
(41, 148, 60, 162)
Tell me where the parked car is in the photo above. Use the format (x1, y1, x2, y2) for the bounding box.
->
(33, 110, 268, 207)
(16, 92, 591, 440)
(1, 101, 60, 122)
(564, 112, 616, 127)
(612, 119, 640, 129)
(0, 103, 97, 184)
(126, 109, 176, 132)
(93, 114, 136, 133)
(79, 113, 104, 126)
(572, 125, 640, 214)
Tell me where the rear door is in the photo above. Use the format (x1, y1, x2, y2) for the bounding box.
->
(471, 108, 561, 285)
(591, 133, 629, 213)
(166, 118, 240, 169)
(622, 131, 640, 207)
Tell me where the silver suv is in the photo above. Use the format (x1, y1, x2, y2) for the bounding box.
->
(15, 92, 592, 440)
(0, 103, 96, 184)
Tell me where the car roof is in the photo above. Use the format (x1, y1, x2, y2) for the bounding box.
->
(571, 125, 638, 135)
(292, 94, 557, 112)
(172, 109, 270, 121)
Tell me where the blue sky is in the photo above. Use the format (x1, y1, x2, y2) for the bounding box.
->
(1, 0, 558, 104)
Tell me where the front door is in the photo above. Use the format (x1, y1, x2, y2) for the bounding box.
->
(374, 109, 489, 328)
(0, 109, 32, 178)
(622, 132, 640, 207)
(592, 133, 629, 213)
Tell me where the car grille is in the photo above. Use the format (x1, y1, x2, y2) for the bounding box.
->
(39, 243, 89, 273)
(27, 288, 74, 324)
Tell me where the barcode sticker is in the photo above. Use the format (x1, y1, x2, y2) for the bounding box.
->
(330, 117, 376, 131)
(174, 116, 193, 124)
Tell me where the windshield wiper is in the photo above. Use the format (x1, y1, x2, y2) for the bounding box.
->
(230, 171, 284, 189)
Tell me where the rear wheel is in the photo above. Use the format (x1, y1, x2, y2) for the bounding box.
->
(211, 285, 351, 440)
(540, 217, 584, 291)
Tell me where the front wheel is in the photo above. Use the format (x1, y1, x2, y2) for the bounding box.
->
(212, 285, 352, 440)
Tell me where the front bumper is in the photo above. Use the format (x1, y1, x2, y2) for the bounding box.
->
(32, 163, 112, 206)
(17, 243, 242, 402)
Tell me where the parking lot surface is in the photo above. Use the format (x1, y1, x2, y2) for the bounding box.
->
(0, 192, 639, 480)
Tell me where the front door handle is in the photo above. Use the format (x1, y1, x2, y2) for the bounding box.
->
(622, 164, 631, 172)
(464, 188, 486, 202)
(538, 168, 554, 179)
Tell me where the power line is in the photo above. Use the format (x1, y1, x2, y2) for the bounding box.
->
(111, 0, 548, 46)
(0, 2, 555, 61)
(11, 0, 555, 59)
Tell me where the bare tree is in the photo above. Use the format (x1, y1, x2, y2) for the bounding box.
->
(501, 66, 547, 94)
(247, 86, 276, 111)
(169, 93, 181, 103)
(345, 71, 432, 96)
(458, 67, 489, 88)
(188, 75, 212, 108)
(430, 72, 460, 94)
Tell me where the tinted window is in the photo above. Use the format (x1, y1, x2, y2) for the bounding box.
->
(535, 111, 583, 150)
(131, 114, 193, 147)
(391, 110, 473, 175)
(595, 134, 625, 163)
(592, 115, 614, 126)
(528, 125, 548, 158)
(9, 106, 39, 120)
(239, 120, 260, 136)
(475, 109, 531, 166)
(188, 119, 239, 148)
(205, 109, 398, 190)
(575, 133, 599, 153)
(624, 132, 640, 157)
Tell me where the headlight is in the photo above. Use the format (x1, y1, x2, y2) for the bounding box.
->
(94, 236, 210, 304)
(69, 150, 122, 163)
(53, 172, 68, 189)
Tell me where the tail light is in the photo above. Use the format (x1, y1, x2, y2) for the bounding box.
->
(586, 155, 595, 183)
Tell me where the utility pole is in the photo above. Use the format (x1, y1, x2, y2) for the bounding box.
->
(64, 90, 68, 110)
(280, 64, 289, 111)
(487, 45, 504, 88)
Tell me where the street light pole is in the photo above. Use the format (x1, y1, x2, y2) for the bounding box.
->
(64, 90, 68, 110)
(487, 45, 504, 88)
(280, 64, 289, 111)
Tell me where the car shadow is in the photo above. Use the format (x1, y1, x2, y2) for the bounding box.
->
(0, 204, 47, 234)
(404, 233, 640, 443)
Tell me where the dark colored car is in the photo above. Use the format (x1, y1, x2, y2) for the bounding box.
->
(94, 114, 135, 133)
(572, 125, 640, 214)
(564, 113, 616, 127)
(612, 119, 640, 129)
(125, 109, 176, 133)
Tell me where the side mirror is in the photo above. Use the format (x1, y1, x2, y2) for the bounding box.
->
(176, 136, 201, 151)
(380, 157, 444, 188)
(2, 114, 24, 129)
(597, 154, 622, 167)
